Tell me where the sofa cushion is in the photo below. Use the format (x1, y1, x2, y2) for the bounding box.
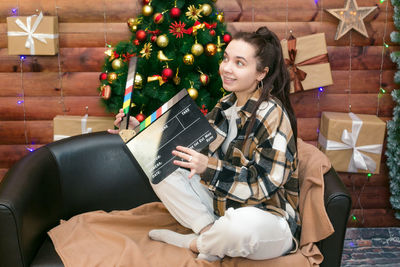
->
(30, 237, 63, 267)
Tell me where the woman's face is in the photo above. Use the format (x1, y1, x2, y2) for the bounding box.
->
(219, 39, 266, 102)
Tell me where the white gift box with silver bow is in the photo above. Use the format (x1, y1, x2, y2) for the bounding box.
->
(318, 112, 386, 174)
(7, 12, 58, 55)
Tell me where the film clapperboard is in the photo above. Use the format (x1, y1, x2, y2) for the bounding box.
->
(119, 58, 216, 184)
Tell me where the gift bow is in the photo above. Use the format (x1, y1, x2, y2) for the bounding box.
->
(285, 34, 329, 92)
(7, 12, 58, 55)
(318, 113, 383, 173)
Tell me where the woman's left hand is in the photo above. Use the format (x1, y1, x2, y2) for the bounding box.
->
(172, 146, 209, 178)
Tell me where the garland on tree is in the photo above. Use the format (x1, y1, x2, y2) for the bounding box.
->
(98, 0, 231, 121)
(388, 0, 400, 219)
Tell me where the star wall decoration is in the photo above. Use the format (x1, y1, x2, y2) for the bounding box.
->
(326, 0, 377, 40)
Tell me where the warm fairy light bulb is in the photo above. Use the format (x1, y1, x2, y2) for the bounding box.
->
(319, 87, 324, 92)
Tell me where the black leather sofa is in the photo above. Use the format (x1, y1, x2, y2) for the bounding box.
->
(0, 132, 351, 267)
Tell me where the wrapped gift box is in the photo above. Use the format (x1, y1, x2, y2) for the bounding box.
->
(281, 33, 333, 93)
(317, 112, 386, 174)
(53, 115, 115, 141)
(7, 12, 59, 55)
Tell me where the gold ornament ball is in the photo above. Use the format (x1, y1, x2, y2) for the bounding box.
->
(173, 76, 181, 85)
(216, 13, 224, 23)
(130, 24, 138, 32)
(191, 43, 204, 56)
(127, 18, 136, 27)
(142, 5, 153, 16)
(205, 43, 217, 56)
(111, 58, 123, 70)
(134, 73, 143, 89)
(201, 4, 212, 16)
(183, 53, 194, 65)
(107, 72, 118, 83)
(156, 34, 169, 48)
(187, 87, 198, 100)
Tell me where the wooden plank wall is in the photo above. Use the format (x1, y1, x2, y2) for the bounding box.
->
(0, 0, 398, 227)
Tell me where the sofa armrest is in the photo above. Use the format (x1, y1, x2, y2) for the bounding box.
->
(317, 167, 351, 267)
(0, 147, 63, 267)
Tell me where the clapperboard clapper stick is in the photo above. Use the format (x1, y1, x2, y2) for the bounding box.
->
(119, 57, 138, 143)
(121, 89, 217, 184)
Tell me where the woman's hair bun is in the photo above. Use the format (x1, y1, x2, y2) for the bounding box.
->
(255, 26, 274, 41)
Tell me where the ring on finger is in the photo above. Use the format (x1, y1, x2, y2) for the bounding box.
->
(188, 155, 192, 162)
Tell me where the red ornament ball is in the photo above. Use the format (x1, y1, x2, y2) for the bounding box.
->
(133, 39, 140, 46)
(209, 29, 216, 36)
(142, 0, 150, 4)
(170, 7, 181, 19)
(135, 113, 145, 122)
(223, 34, 232, 44)
(150, 35, 157, 42)
(162, 68, 174, 80)
(136, 30, 147, 41)
(99, 72, 107, 81)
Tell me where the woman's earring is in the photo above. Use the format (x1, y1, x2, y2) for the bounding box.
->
(258, 80, 264, 90)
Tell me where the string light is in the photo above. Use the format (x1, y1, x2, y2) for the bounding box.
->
(11, 8, 18, 15)
(103, 0, 108, 48)
(318, 87, 324, 92)
(377, 0, 389, 116)
(55, 1, 67, 114)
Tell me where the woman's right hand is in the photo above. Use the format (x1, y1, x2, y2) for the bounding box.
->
(107, 109, 140, 134)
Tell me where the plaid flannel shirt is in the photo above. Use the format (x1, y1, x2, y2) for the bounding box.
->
(200, 90, 301, 243)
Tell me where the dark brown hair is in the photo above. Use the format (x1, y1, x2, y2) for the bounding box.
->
(233, 27, 297, 143)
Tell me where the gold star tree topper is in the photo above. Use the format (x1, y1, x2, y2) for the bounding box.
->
(326, 0, 377, 40)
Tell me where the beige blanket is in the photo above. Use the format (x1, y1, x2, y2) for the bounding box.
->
(48, 139, 334, 267)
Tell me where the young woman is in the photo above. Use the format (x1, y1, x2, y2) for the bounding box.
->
(109, 26, 300, 261)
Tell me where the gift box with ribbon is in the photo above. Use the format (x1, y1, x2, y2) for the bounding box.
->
(281, 33, 333, 93)
(7, 12, 59, 55)
(53, 115, 115, 141)
(318, 112, 386, 174)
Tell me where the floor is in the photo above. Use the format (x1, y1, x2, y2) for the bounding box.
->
(341, 228, 400, 266)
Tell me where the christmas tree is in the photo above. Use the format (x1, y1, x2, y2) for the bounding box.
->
(388, 0, 400, 219)
(98, 0, 231, 121)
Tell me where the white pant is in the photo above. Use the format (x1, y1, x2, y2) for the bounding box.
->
(150, 168, 293, 260)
